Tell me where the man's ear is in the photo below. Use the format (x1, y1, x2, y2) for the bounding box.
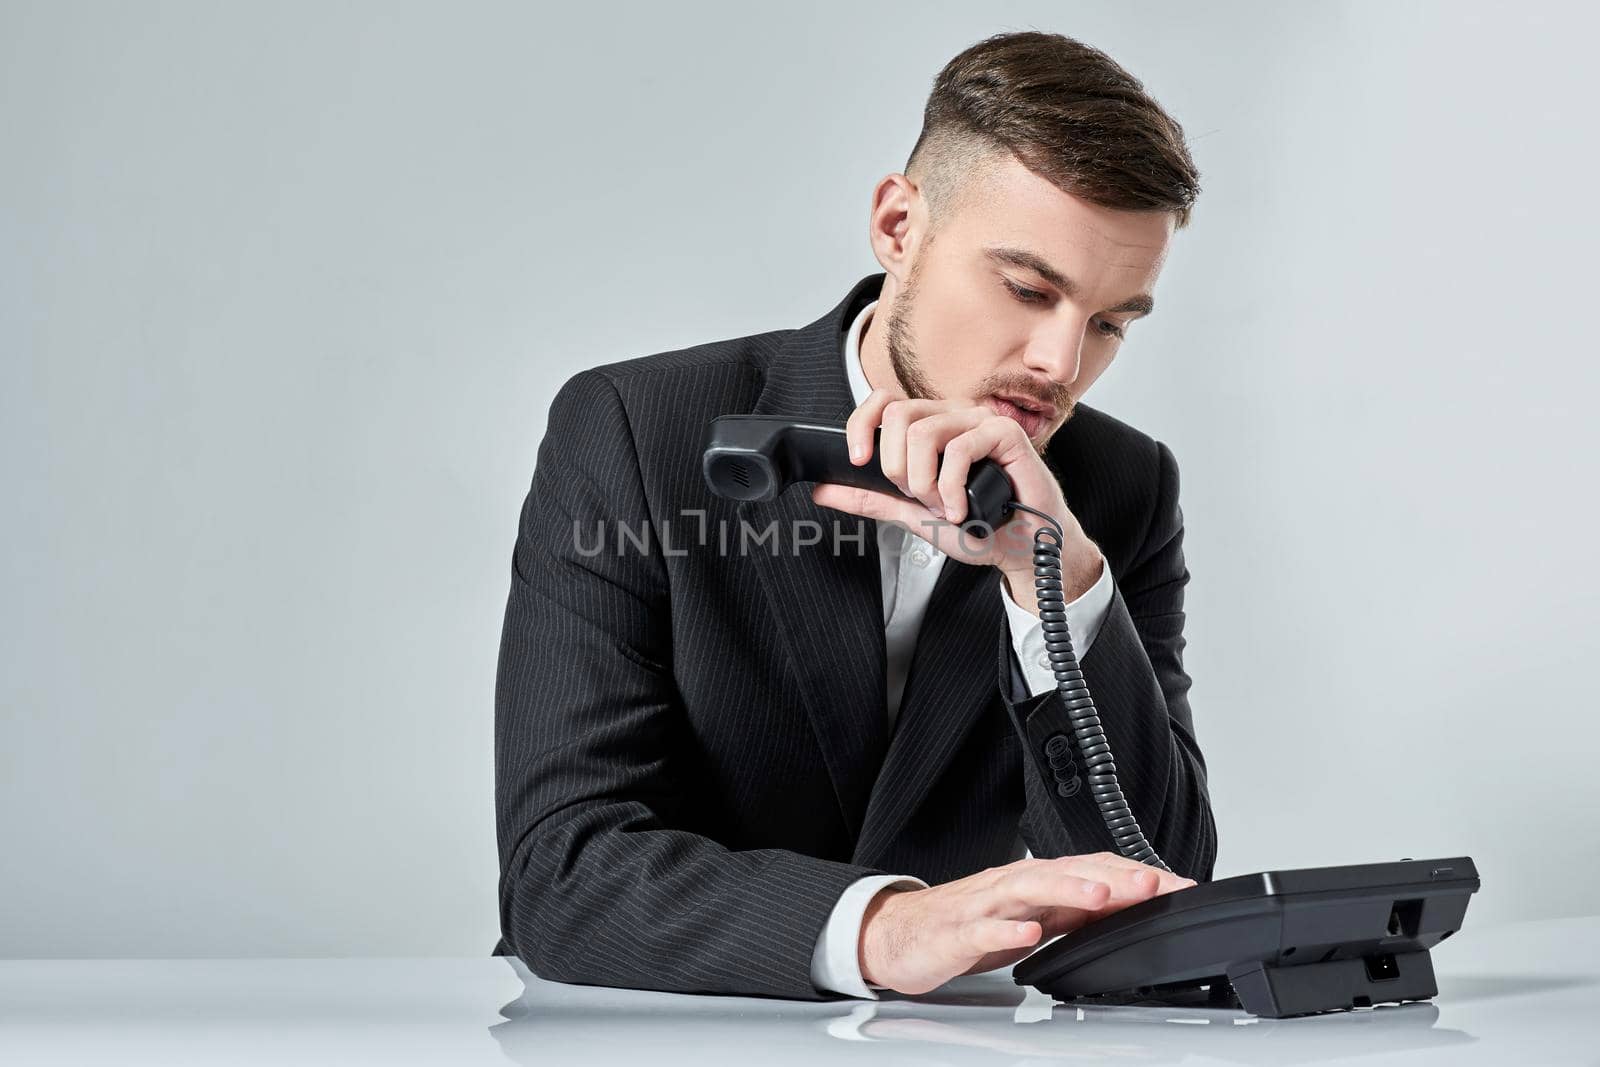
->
(867, 172, 924, 285)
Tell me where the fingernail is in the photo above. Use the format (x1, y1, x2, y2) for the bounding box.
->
(928, 504, 945, 519)
(849, 444, 863, 461)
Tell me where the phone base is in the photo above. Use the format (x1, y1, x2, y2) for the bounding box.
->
(1048, 949, 1437, 1018)
(1229, 948, 1437, 1017)
(1015, 857, 1478, 1019)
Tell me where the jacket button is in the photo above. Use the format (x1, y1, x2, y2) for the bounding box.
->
(1057, 777, 1082, 798)
(1044, 734, 1070, 757)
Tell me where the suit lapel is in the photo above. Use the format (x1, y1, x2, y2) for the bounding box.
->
(735, 272, 1008, 851)
(739, 273, 890, 840)
(852, 555, 1002, 865)
(743, 497, 886, 840)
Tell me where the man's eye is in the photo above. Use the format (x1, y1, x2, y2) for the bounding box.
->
(1095, 318, 1126, 340)
(1001, 277, 1048, 304)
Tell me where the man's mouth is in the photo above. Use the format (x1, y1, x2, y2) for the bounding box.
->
(986, 393, 1057, 439)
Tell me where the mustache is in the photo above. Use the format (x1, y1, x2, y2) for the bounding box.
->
(983, 377, 1074, 412)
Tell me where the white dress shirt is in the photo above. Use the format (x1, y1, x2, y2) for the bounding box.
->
(807, 298, 1116, 997)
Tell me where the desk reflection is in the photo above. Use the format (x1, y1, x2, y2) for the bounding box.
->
(490, 959, 1471, 1066)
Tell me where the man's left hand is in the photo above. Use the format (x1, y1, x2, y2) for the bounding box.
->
(810, 388, 1105, 614)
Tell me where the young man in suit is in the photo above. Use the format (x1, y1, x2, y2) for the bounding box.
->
(495, 30, 1217, 1000)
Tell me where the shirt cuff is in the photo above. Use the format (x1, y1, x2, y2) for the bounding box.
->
(999, 555, 1114, 698)
(809, 874, 928, 998)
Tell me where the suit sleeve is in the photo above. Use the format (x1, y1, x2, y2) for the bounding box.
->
(996, 438, 1218, 882)
(496, 370, 893, 999)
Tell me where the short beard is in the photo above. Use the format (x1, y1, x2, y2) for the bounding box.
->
(882, 255, 1074, 457)
(884, 253, 939, 402)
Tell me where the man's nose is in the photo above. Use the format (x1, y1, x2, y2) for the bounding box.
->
(1023, 316, 1089, 386)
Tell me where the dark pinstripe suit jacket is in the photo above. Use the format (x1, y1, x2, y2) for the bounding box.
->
(493, 272, 1217, 999)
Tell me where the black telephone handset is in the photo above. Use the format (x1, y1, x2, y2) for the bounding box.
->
(700, 414, 1478, 1018)
(701, 415, 1015, 537)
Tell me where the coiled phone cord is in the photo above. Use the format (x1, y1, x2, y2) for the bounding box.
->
(1005, 501, 1171, 874)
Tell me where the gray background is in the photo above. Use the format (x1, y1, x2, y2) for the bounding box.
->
(3, 0, 1595, 958)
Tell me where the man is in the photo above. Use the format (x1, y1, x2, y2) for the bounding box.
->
(494, 30, 1217, 1000)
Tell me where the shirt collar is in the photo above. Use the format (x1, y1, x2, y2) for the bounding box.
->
(843, 298, 878, 408)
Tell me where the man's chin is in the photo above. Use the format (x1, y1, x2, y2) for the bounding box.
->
(1032, 407, 1073, 456)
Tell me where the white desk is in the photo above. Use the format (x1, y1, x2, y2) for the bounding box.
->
(2, 916, 1594, 1065)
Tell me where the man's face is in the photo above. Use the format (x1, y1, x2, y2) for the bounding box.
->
(875, 154, 1175, 453)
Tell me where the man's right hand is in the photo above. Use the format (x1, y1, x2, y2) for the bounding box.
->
(858, 852, 1197, 995)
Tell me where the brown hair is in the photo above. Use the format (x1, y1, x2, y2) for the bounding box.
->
(907, 31, 1200, 230)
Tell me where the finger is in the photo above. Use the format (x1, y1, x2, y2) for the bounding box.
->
(1054, 860, 1168, 906)
(961, 917, 1043, 957)
(934, 417, 1032, 526)
(1032, 904, 1103, 939)
(1001, 862, 1170, 912)
(1055, 854, 1195, 898)
(1008, 853, 1194, 895)
(1056, 850, 1189, 887)
(811, 483, 934, 531)
(1098, 865, 1189, 905)
(878, 399, 945, 495)
(904, 410, 989, 516)
(990, 868, 1114, 913)
(934, 430, 983, 525)
(845, 388, 896, 466)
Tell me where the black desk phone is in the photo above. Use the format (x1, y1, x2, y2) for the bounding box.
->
(702, 414, 1479, 1018)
